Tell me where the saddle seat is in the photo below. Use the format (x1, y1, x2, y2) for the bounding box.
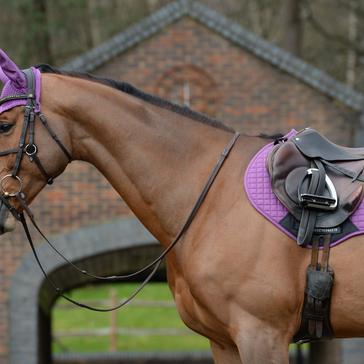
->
(267, 128, 364, 240)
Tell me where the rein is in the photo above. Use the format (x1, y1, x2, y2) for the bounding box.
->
(0, 68, 240, 311)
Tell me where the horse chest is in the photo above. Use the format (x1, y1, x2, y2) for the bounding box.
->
(169, 269, 234, 345)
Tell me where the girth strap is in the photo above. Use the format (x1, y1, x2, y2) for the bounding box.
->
(294, 234, 334, 343)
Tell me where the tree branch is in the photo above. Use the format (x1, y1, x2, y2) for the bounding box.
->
(303, 0, 364, 56)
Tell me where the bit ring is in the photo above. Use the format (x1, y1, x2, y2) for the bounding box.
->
(0, 174, 23, 197)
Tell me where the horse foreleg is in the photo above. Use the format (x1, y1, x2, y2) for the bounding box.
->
(234, 330, 290, 364)
(210, 340, 242, 364)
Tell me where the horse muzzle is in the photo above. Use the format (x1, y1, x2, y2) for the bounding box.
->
(0, 201, 16, 234)
(0, 174, 23, 234)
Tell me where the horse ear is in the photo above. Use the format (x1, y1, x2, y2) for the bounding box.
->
(0, 49, 27, 89)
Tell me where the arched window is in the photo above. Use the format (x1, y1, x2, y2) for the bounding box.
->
(155, 65, 220, 117)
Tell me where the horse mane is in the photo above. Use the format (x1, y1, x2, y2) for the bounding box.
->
(36, 64, 234, 133)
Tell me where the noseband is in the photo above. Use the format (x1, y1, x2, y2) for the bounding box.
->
(0, 69, 72, 218)
(0, 68, 240, 311)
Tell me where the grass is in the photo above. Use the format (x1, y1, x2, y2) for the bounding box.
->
(52, 282, 307, 355)
(52, 282, 210, 353)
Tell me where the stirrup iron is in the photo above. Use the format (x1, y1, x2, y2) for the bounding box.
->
(298, 168, 338, 211)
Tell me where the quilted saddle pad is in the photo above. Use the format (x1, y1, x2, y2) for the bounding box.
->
(244, 130, 364, 248)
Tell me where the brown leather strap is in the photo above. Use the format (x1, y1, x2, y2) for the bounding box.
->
(30, 154, 54, 185)
(294, 233, 334, 343)
(38, 113, 72, 162)
(310, 235, 320, 269)
(321, 234, 331, 272)
(15, 132, 240, 312)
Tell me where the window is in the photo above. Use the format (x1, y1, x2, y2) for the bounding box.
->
(155, 65, 220, 117)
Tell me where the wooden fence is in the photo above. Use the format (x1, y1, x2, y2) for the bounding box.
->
(53, 289, 312, 364)
(53, 289, 198, 352)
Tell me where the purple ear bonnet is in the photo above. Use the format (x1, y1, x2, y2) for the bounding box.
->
(0, 49, 41, 113)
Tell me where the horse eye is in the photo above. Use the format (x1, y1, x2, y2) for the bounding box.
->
(0, 123, 14, 134)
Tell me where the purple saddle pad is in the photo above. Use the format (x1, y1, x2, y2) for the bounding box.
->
(244, 130, 364, 248)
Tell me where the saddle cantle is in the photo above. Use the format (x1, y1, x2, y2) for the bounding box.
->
(267, 128, 364, 246)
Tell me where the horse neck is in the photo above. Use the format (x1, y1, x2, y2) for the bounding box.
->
(50, 75, 233, 245)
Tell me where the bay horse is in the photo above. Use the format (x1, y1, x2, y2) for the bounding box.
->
(0, 53, 363, 364)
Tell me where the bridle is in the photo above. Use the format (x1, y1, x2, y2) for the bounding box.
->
(0, 69, 72, 215)
(0, 68, 240, 311)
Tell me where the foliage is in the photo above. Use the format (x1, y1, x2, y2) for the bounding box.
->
(0, 0, 363, 90)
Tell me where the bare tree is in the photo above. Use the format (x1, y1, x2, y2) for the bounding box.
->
(303, 0, 364, 56)
(28, 0, 52, 64)
(346, 0, 358, 87)
(245, 0, 281, 41)
(282, 0, 303, 56)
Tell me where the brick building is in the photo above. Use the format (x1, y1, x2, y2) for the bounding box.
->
(1, 1, 364, 363)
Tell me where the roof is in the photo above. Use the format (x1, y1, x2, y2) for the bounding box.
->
(63, 0, 364, 112)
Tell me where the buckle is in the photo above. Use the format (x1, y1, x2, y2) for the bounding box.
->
(274, 136, 288, 145)
(298, 168, 338, 211)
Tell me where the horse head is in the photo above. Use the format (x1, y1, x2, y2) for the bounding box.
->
(0, 49, 72, 234)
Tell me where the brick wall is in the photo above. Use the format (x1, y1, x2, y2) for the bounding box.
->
(95, 17, 357, 144)
(0, 16, 359, 363)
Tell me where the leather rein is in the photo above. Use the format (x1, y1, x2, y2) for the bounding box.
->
(0, 69, 240, 311)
